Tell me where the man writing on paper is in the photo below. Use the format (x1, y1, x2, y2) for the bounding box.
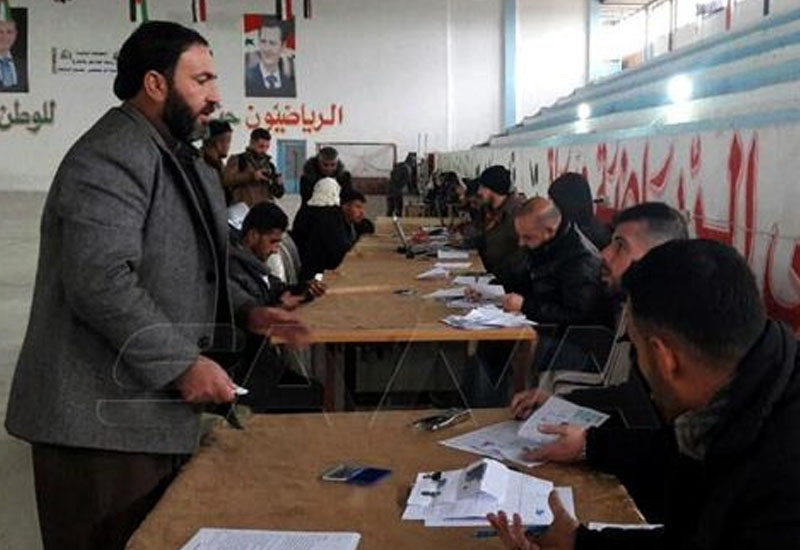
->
(5, 22, 305, 550)
(511, 203, 689, 428)
(489, 240, 800, 549)
(501, 197, 610, 326)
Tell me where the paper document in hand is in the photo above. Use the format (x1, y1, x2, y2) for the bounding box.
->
(442, 305, 534, 330)
(403, 459, 554, 528)
(437, 249, 470, 260)
(439, 420, 541, 467)
(180, 529, 361, 550)
(424, 287, 466, 300)
(417, 266, 450, 280)
(517, 396, 609, 442)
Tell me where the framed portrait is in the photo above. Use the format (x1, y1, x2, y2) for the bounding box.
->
(244, 14, 297, 98)
(0, 8, 29, 93)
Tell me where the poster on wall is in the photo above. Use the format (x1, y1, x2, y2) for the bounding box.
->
(0, 8, 29, 93)
(244, 14, 297, 98)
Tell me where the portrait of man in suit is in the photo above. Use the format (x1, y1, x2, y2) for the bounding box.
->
(0, 9, 29, 93)
(245, 16, 297, 98)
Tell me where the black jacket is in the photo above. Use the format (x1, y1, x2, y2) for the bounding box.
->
(476, 194, 527, 287)
(548, 173, 611, 250)
(506, 222, 611, 326)
(299, 157, 353, 205)
(290, 205, 355, 281)
(578, 320, 800, 549)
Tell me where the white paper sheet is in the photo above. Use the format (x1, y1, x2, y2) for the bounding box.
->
(439, 421, 541, 467)
(437, 249, 470, 260)
(587, 522, 663, 531)
(424, 287, 466, 300)
(518, 396, 609, 442)
(416, 267, 450, 280)
(434, 262, 473, 270)
(453, 275, 493, 286)
(180, 529, 361, 550)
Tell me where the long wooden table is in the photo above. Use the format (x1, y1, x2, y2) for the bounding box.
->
(127, 409, 643, 550)
(283, 217, 537, 410)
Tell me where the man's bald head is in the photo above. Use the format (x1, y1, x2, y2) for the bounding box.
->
(514, 197, 562, 249)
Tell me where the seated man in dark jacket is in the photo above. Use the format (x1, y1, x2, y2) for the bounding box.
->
(489, 239, 800, 550)
(230, 202, 325, 309)
(299, 146, 353, 205)
(502, 197, 611, 327)
(228, 202, 323, 411)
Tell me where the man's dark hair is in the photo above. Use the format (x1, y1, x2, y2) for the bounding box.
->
(622, 239, 766, 366)
(250, 128, 272, 142)
(318, 147, 338, 162)
(341, 188, 366, 204)
(614, 202, 689, 246)
(241, 202, 288, 236)
(206, 120, 232, 141)
(260, 17, 288, 42)
(114, 21, 208, 100)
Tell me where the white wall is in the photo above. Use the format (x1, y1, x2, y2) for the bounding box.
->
(449, 0, 504, 150)
(515, 0, 588, 119)
(0, 0, 592, 190)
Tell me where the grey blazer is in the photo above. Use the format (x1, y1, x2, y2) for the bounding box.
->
(5, 104, 256, 454)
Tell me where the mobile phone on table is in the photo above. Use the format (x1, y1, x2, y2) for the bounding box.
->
(320, 463, 392, 486)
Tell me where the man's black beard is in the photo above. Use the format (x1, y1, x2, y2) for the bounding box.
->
(163, 88, 204, 143)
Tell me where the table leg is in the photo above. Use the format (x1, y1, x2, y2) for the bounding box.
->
(511, 338, 537, 396)
(319, 344, 346, 412)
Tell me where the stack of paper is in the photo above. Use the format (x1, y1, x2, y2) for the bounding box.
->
(442, 305, 534, 330)
(417, 266, 450, 280)
(180, 529, 361, 550)
(440, 397, 609, 466)
(437, 249, 470, 260)
(402, 459, 554, 527)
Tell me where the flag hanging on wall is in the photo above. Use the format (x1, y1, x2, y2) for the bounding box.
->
(129, 0, 149, 23)
(0, 0, 12, 22)
(191, 0, 206, 23)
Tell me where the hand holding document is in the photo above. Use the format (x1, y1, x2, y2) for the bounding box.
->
(517, 396, 609, 442)
(440, 397, 608, 466)
(180, 529, 361, 550)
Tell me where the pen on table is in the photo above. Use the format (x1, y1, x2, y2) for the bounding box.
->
(473, 526, 546, 539)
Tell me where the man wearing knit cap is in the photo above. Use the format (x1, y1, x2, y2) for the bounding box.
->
(474, 165, 526, 286)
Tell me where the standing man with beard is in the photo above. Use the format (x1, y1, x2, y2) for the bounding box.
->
(4, 22, 305, 550)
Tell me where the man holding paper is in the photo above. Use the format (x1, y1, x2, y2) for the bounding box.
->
(490, 240, 800, 549)
(511, 203, 689, 430)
